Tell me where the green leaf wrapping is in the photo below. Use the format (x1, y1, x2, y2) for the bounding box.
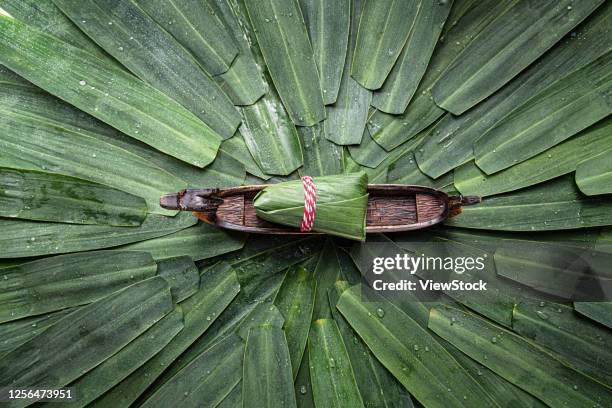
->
(253, 172, 368, 240)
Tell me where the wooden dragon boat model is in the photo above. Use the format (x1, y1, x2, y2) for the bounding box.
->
(160, 185, 481, 235)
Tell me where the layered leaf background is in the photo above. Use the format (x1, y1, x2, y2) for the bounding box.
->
(0, 0, 610, 407)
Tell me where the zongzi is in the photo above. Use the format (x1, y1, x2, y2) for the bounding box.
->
(253, 172, 369, 240)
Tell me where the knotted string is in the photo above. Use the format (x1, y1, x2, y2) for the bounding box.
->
(300, 176, 317, 232)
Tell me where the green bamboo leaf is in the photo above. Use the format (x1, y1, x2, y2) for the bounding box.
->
(0, 83, 187, 215)
(261, 170, 303, 184)
(336, 246, 362, 285)
(350, 0, 420, 90)
(295, 349, 315, 408)
(411, 112, 477, 179)
(140, 334, 244, 408)
(0, 77, 245, 189)
(416, 5, 612, 178)
(0, 276, 174, 405)
(212, 0, 267, 105)
(230, 236, 323, 297)
(0, 14, 223, 167)
(574, 302, 612, 329)
(443, 340, 547, 408)
(308, 319, 364, 408)
(311, 240, 341, 321)
(0, 212, 196, 258)
(0, 250, 157, 323)
(349, 234, 434, 328)
(121, 222, 246, 261)
(348, 128, 388, 169)
(217, 382, 242, 408)
(371, 0, 453, 114)
(0, 0, 108, 59)
(474, 52, 612, 174)
(236, 301, 285, 341)
(244, 0, 325, 126)
(98, 124, 246, 188)
(156, 256, 200, 302)
(492, 240, 611, 299)
(136, 0, 238, 76)
(576, 147, 612, 196)
(387, 152, 453, 189)
(513, 299, 612, 388)
(91, 262, 240, 407)
(435, 226, 601, 250)
(240, 96, 303, 175)
(220, 135, 270, 180)
(0, 168, 146, 226)
(455, 120, 612, 196)
(598, 228, 612, 245)
(0, 64, 31, 86)
(329, 282, 414, 408)
(298, 123, 344, 176)
(324, 81, 371, 146)
(428, 305, 612, 408)
(187, 150, 246, 188)
(300, 0, 350, 104)
(336, 285, 499, 408)
(397, 236, 525, 328)
(367, 0, 519, 151)
(432, 0, 604, 114)
(0, 309, 74, 358)
(344, 153, 384, 181)
(54, 0, 240, 139)
(351, 130, 427, 185)
(274, 264, 317, 378)
(243, 325, 297, 408)
(180, 293, 284, 373)
(168, 277, 279, 360)
(324, 0, 371, 145)
(446, 177, 612, 231)
(66, 307, 184, 408)
(221, 0, 303, 174)
(216, 50, 267, 107)
(133, 270, 244, 403)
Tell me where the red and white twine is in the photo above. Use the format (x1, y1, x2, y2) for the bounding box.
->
(300, 176, 317, 232)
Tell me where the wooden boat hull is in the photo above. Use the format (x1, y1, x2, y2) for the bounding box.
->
(160, 185, 480, 235)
